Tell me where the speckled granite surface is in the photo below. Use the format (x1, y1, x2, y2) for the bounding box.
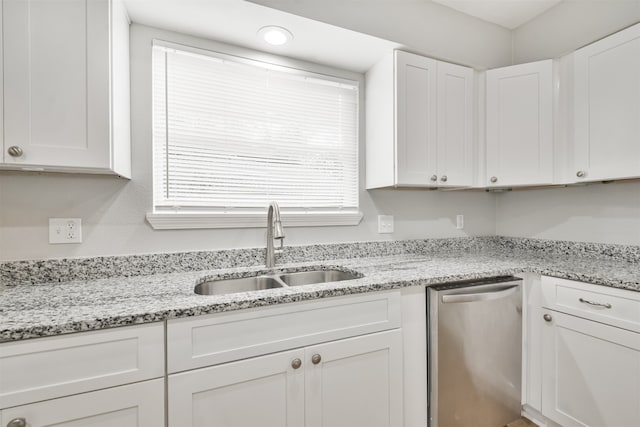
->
(1, 237, 639, 342)
(0, 237, 488, 285)
(491, 236, 640, 263)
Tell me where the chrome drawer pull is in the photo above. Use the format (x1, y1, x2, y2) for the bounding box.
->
(578, 297, 612, 309)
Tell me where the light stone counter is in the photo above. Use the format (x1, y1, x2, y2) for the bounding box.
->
(1, 237, 638, 342)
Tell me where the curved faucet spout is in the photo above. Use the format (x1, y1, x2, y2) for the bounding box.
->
(266, 202, 285, 268)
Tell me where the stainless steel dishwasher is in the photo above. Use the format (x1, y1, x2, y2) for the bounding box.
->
(427, 276, 522, 427)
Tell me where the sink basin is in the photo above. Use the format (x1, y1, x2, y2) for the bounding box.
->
(195, 276, 284, 295)
(195, 268, 361, 295)
(280, 270, 360, 286)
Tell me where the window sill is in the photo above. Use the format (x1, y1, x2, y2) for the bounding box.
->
(146, 211, 364, 230)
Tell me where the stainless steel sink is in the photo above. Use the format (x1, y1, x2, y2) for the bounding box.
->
(280, 270, 360, 286)
(195, 268, 361, 295)
(194, 276, 284, 295)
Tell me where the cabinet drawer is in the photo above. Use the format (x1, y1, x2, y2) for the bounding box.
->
(541, 276, 640, 332)
(1, 378, 164, 427)
(0, 322, 164, 409)
(167, 291, 401, 373)
(0, 378, 164, 427)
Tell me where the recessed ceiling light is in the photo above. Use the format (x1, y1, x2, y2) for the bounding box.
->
(258, 26, 293, 46)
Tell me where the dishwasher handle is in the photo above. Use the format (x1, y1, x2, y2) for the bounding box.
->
(441, 284, 519, 304)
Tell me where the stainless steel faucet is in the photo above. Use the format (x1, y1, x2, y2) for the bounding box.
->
(266, 201, 285, 268)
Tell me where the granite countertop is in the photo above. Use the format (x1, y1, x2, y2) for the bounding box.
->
(1, 240, 639, 342)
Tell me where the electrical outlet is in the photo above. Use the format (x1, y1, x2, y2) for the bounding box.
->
(377, 215, 394, 234)
(49, 218, 82, 244)
(456, 214, 464, 230)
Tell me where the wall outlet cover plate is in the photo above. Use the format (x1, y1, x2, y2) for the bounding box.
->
(377, 215, 394, 233)
(49, 218, 82, 244)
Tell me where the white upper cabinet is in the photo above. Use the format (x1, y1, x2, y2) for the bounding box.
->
(573, 23, 640, 183)
(486, 60, 553, 187)
(366, 50, 474, 189)
(1, 0, 131, 178)
(395, 51, 437, 186)
(436, 61, 474, 187)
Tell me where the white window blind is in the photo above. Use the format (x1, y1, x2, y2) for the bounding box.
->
(151, 42, 359, 224)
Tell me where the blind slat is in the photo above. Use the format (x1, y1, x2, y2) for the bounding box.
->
(152, 45, 359, 210)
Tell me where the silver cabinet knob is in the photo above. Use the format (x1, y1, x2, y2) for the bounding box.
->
(7, 146, 23, 157)
(311, 354, 322, 365)
(7, 418, 26, 427)
(430, 175, 437, 182)
(291, 358, 302, 369)
(543, 314, 552, 322)
(490, 176, 498, 183)
(576, 170, 586, 178)
(440, 175, 448, 182)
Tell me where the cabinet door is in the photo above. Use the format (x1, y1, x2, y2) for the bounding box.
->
(486, 60, 553, 187)
(168, 348, 305, 427)
(523, 274, 544, 413)
(436, 61, 474, 187)
(3, 0, 110, 169)
(573, 23, 640, 182)
(541, 309, 640, 427)
(0, 379, 164, 427)
(305, 329, 403, 427)
(395, 50, 437, 186)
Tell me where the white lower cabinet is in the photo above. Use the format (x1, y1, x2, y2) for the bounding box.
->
(521, 273, 544, 416)
(539, 277, 640, 427)
(0, 379, 164, 427)
(169, 348, 305, 427)
(304, 330, 403, 427)
(0, 323, 165, 427)
(0, 323, 165, 409)
(541, 310, 640, 427)
(168, 329, 403, 427)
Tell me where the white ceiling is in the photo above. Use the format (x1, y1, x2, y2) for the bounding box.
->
(432, 0, 563, 29)
(122, 0, 401, 73)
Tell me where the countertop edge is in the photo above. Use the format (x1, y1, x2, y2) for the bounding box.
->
(2, 261, 638, 343)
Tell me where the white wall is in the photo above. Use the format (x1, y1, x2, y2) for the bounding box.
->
(513, 0, 640, 63)
(496, 0, 640, 245)
(2, 2, 637, 261)
(495, 182, 640, 245)
(248, 0, 513, 69)
(0, 24, 497, 261)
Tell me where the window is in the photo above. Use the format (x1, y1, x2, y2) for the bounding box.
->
(148, 41, 361, 229)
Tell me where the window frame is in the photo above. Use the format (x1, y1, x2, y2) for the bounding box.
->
(146, 39, 363, 230)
